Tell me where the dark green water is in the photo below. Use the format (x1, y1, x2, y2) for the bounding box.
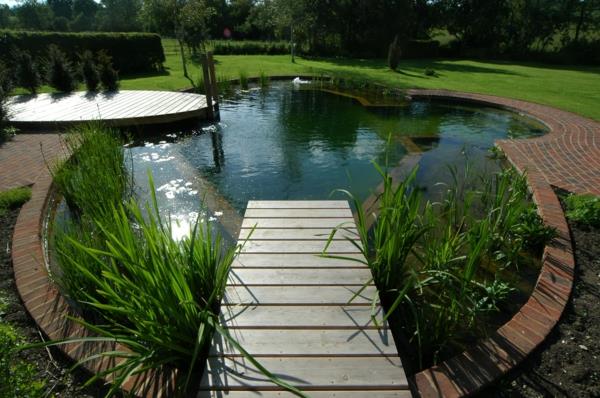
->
(127, 82, 546, 237)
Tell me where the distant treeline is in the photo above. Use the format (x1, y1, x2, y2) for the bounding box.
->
(1, 0, 599, 64)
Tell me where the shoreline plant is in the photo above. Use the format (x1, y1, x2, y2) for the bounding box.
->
(38, 124, 307, 397)
(324, 163, 556, 368)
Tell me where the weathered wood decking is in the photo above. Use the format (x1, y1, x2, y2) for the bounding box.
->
(7, 90, 210, 129)
(199, 200, 410, 397)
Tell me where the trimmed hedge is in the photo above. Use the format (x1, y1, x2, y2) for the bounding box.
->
(211, 40, 290, 55)
(0, 30, 165, 74)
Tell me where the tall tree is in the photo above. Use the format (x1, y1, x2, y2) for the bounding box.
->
(97, 0, 142, 32)
(15, 0, 53, 30)
(70, 0, 99, 31)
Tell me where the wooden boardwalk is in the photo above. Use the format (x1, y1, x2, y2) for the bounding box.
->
(199, 201, 410, 397)
(7, 90, 209, 128)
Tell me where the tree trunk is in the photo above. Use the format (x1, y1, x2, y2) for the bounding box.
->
(574, 0, 588, 42)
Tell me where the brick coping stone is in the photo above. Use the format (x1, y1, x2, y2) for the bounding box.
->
(11, 89, 599, 397)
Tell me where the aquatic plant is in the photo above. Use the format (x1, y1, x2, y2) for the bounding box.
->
(50, 175, 305, 397)
(324, 164, 555, 368)
(50, 123, 130, 220)
(259, 71, 270, 88)
(216, 74, 232, 95)
(239, 70, 249, 90)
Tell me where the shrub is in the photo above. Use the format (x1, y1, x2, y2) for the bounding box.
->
(15, 51, 41, 94)
(0, 187, 32, 215)
(80, 50, 100, 92)
(46, 44, 78, 93)
(0, 31, 165, 74)
(0, 323, 45, 398)
(97, 50, 119, 92)
(565, 194, 600, 227)
(0, 65, 11, 144)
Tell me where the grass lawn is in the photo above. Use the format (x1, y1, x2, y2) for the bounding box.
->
(16, 38, 600, 121)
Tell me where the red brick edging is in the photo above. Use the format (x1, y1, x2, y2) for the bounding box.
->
(11, 89, 599, 397)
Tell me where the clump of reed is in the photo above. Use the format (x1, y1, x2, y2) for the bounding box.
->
(325, 164, 556, 369)
(45, 124, 305, 396)
(50, 123, 130, 220)
(259, 71, 270, 88)
(238, 70, 249, 90)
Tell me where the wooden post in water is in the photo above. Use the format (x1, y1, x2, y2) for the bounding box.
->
(201, 53, 214, 120)
(207, 51, 219, 118)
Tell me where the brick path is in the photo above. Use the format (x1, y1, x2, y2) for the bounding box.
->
(0, 134, 63, 191)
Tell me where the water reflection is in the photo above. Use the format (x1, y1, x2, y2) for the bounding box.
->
(128, 82, 545, 238)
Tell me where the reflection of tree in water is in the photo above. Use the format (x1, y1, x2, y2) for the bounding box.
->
(275, 88, 364, 182)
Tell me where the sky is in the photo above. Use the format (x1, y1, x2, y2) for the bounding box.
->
(0, 0, 21, 6)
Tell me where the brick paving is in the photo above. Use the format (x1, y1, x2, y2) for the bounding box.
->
(0, 133, 63, 191)
(3, 90, 599, 397)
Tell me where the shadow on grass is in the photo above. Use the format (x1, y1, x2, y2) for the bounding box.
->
(310, 57, 526, 76)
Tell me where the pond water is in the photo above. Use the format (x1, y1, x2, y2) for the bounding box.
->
(126, 82, 546, 239)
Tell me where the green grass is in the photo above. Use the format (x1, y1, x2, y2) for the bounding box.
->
(119, 38, 600, 121)
(13, 37, 600, 120)
(0, 187, 32, 216)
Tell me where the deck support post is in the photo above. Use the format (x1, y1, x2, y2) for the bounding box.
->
(201, 52, 219, 121)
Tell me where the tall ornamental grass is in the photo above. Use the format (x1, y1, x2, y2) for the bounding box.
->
(50, 123, 130, 220)
(325, 164, 556, 368)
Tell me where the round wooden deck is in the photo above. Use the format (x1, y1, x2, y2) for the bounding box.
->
(7, 90, 210, 129)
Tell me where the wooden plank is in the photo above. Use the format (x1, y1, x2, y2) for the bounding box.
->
(244, 209, 352, 218)
(220, 305, 382, 328)
(202, 201, 405, 397)
(7, 91, 209, 126)
(197, 391, 412, 398)
(223, 286, 379, 305)
(242, 218, 355, 229)
(233, 253, 366, 268)
(238, 228, 358, 241)
(240, 240, 361, 254)
(247, 200, 350, 209)
(209, 329, 397, 356)
(200, 356, 407, 390)
(228, 268, 372, 286)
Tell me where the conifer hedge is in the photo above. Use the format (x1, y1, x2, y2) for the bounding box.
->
(0, 30, 165, 74)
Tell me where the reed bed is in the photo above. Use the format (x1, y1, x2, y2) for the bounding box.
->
(325, 163, 556, 368)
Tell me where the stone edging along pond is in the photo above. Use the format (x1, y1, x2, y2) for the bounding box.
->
(12, 88, 599, 397)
